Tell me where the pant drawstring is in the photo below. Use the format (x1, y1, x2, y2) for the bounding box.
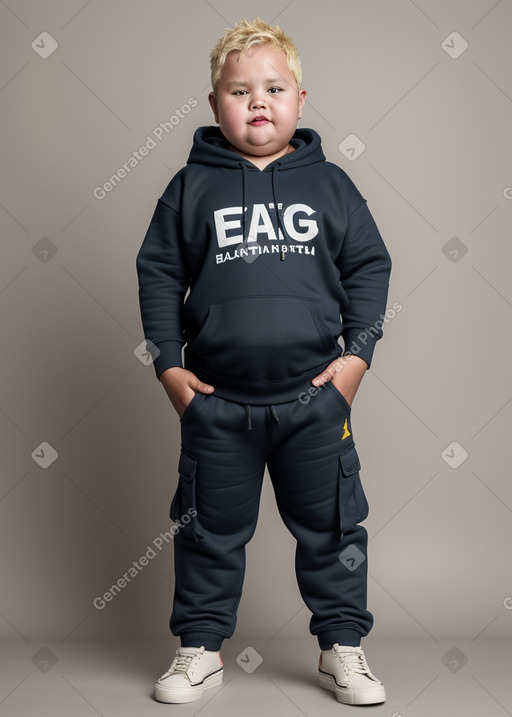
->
(244, 404, 280, 429)
(270, 405, 280, 425)
(244, 403, 281, 431)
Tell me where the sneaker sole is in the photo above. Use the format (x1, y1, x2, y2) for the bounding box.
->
(154, 668, 223, 704)
(318, 671, 386, 705)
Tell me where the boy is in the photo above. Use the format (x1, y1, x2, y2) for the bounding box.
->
(136, 18, 391, 706)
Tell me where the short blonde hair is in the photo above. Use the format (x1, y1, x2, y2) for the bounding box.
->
(210, 17, 302, 92)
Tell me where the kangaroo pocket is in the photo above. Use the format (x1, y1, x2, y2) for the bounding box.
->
(188, 296, 337, 381)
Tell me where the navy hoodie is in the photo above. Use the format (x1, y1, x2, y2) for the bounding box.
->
(136, 126, 391, 404)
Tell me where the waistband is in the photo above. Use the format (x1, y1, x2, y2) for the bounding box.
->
(185, 355, 333, 406)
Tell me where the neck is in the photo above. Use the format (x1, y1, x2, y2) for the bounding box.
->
(228, 143, 294, 171)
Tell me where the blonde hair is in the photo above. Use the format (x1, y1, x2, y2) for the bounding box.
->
(210, 18, 302, 92)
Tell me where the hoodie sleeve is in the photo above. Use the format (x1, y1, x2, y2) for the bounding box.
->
(336, 200, 392, 368)
(136, 198, 188, 379)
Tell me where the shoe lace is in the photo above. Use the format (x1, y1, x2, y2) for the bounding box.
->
(170, 652, 195, 674)
(336, 649, 368, 675)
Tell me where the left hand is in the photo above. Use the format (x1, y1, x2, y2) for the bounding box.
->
(311, 354, 368, 407)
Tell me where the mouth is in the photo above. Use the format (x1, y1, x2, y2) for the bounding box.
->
(249, 116, 271, 126)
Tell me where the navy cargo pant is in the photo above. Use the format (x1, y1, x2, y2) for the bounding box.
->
(168, 380, 373, 651)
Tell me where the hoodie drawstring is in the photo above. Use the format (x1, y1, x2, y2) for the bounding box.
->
(241, 163, 247, 242)
(271, 164, 287, 260)
(243, 404, 281, 430)
(239, 161, 287, 260)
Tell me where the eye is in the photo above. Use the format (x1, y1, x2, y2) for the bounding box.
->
(268, 87, 283, 94)
(232, 90, 248, 95)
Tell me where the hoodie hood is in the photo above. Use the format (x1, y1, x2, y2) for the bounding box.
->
(188, 127, 326, 254)
(187, 125, 326, 170)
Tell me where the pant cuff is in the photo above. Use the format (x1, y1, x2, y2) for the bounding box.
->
(179, 631, 225, 651)
(318, 628, 362, 650)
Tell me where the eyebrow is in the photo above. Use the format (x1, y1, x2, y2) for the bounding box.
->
(225, 78, 284, 87)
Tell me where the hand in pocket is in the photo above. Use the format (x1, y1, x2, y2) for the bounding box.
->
(159, 367, 215, 418)
(312, 355, 368, 407)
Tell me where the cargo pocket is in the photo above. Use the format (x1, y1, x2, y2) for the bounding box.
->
(169, 450, 203, 542)
(338, 445, 369, 539)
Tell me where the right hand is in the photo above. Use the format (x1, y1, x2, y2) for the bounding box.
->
(159, 367, 215, 418)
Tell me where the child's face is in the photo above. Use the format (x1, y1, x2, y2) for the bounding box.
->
(209, 44, 306, 163)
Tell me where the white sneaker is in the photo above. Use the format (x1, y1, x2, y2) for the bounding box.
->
(154, 645, 223, 703)
(318, 644, 386, 705)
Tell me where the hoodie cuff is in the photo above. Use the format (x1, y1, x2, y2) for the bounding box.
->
(341, 328, 380, 369)
(147, 340, 184, 379)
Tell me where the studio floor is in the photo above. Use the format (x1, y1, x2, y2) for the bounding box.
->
(1, 636, 510, 716)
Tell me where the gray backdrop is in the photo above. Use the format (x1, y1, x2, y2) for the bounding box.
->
(1, 0, 511, 676)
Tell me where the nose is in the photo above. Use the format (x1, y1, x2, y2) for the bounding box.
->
(251, 93, 267, 109)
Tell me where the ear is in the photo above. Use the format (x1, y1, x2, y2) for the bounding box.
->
(208, 92, 219, 124)
(297, 88, 307, 119)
